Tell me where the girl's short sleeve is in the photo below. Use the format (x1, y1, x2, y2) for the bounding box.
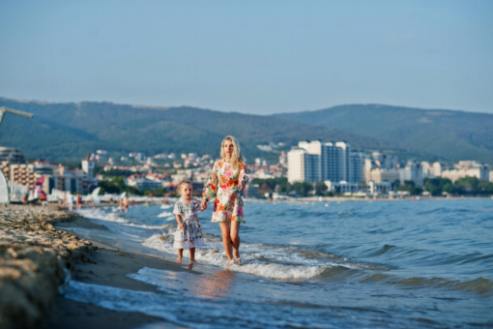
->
(192, 200, 200, 212)
(173, 201, 182, 216)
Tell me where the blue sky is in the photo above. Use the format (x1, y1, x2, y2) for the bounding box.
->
(1, 0, 492, 114)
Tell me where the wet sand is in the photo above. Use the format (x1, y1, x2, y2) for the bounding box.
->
(41, 243, 185, 329)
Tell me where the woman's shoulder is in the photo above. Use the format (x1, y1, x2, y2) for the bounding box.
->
(214, 159, 224, 168)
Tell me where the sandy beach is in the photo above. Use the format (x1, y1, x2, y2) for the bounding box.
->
(0, 205, 180, 329)
(41, 242, 185, 329)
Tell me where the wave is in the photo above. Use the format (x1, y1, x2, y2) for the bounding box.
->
(142, 233, 385, 281)
(362, 273, 493, 295)
(77, 208, 167, 230)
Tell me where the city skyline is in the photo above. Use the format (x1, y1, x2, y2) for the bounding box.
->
(1, 1, 492, 114)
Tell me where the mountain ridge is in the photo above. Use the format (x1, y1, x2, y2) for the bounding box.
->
(0, 97, 492, 164)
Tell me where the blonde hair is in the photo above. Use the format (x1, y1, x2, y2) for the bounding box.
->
(220, 135, 242, 167)
(176, 180, 192, 196)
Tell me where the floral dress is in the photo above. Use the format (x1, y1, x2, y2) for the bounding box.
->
(173, 199, 204, 249)
(203, 159, 248, 223)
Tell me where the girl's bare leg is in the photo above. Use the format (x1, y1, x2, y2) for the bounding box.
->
(177, 249, 183, 264)
(230, 220, 240, 261)
(188, 248, 196, 269)
(220, 221, 233, 261)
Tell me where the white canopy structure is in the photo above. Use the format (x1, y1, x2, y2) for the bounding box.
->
(0, 107, 33, 124)
(0, 106, 33, 203)
(0, 171, 8, 203)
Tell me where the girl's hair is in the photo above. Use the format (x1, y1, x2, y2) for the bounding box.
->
(220, 135, 242, 167)
(177, 180, 192, 195)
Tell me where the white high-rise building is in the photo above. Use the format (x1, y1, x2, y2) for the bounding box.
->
(335, 142, 351, 182)
(288, 140, 363, 184)
(81, 158, 96, 178)
(287, 149, 306, 183)
(287, 147, 321, 183)
(298, 140, 322, 156)
(321, 142, 338, 182)
(349, 153, 365, 183)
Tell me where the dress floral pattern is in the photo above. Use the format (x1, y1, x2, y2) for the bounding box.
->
(173, 199, 204, 249)
(203, 159, 248, 223)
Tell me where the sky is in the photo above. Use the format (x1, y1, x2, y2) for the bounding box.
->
(0, 0, 492, 114)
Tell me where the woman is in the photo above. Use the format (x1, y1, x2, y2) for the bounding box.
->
(201, 135, 248, 265)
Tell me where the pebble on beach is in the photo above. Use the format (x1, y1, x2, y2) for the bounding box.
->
(0, 205, 93, 329)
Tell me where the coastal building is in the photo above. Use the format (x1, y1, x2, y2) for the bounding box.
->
(287, 140, 363, 184)
(81, 157, 96, 178)
(349, 152, 365, 183)
(0, 146, 26, 164)
(400, 161, 423, 186)
(441, 161, 489, 182)
(367, 181, 392, 195)
(8, 164, 36, 187)
(421, 161, 443, 178)
(287, 148, 307, 183)
(366, 167, 400, 184)
(370, 151, 399, 169)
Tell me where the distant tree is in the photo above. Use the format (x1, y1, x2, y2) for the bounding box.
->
(423, 177, 453, 196)
(102, 169, 136, 177)
(98, 177, 142, 195)
(398, 180, 422, 195)
(454, 176, 493, 196)
(290, 182, 313, 197)
(314, 182, 327, 196)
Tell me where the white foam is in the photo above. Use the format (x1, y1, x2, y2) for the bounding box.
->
(77, 208, 166, 230)
(143, 234, 337, 281)
(157, 211, 174, 220)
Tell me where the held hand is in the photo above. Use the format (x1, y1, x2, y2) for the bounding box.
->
(200, 198, 208, 211)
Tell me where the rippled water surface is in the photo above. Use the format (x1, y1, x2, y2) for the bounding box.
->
(64, 199, 493, 328)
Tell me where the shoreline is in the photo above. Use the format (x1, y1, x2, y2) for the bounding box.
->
(0, 204, 182, 329)
(41, 241, 184, 329)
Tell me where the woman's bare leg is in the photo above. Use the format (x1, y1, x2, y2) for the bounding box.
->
(230, 220, 240, 260)
(219, 221, 233, 261)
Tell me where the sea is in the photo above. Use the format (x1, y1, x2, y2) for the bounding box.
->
(60, 198, 493, 328)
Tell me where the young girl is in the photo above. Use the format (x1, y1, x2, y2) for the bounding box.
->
(173, 180, 204, 269)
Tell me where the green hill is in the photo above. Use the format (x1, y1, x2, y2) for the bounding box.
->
(0, 98, 375, 162)
(0, 98, 491, 164)
(274, 104, 493, 164)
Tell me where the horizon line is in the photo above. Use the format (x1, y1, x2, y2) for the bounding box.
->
(0, 95, 492, 116)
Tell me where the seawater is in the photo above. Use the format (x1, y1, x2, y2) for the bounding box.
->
(61, 199, 493, 328)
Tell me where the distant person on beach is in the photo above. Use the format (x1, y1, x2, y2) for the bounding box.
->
(65, 192, 74, 211)
(119, 193, 129, 212)
(173, 180, 204, 269)
(201, 135, 248, 266)
(76, 193, 82, 209)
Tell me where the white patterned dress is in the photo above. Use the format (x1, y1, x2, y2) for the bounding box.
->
(172, 199, 204, 249)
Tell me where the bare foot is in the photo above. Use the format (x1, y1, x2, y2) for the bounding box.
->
(187, 261, 195, 270)
(176, 256, 183, 264)
(233, 257, 241, 265)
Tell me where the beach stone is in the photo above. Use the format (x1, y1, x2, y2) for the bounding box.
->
(0, 205, 94, 329)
